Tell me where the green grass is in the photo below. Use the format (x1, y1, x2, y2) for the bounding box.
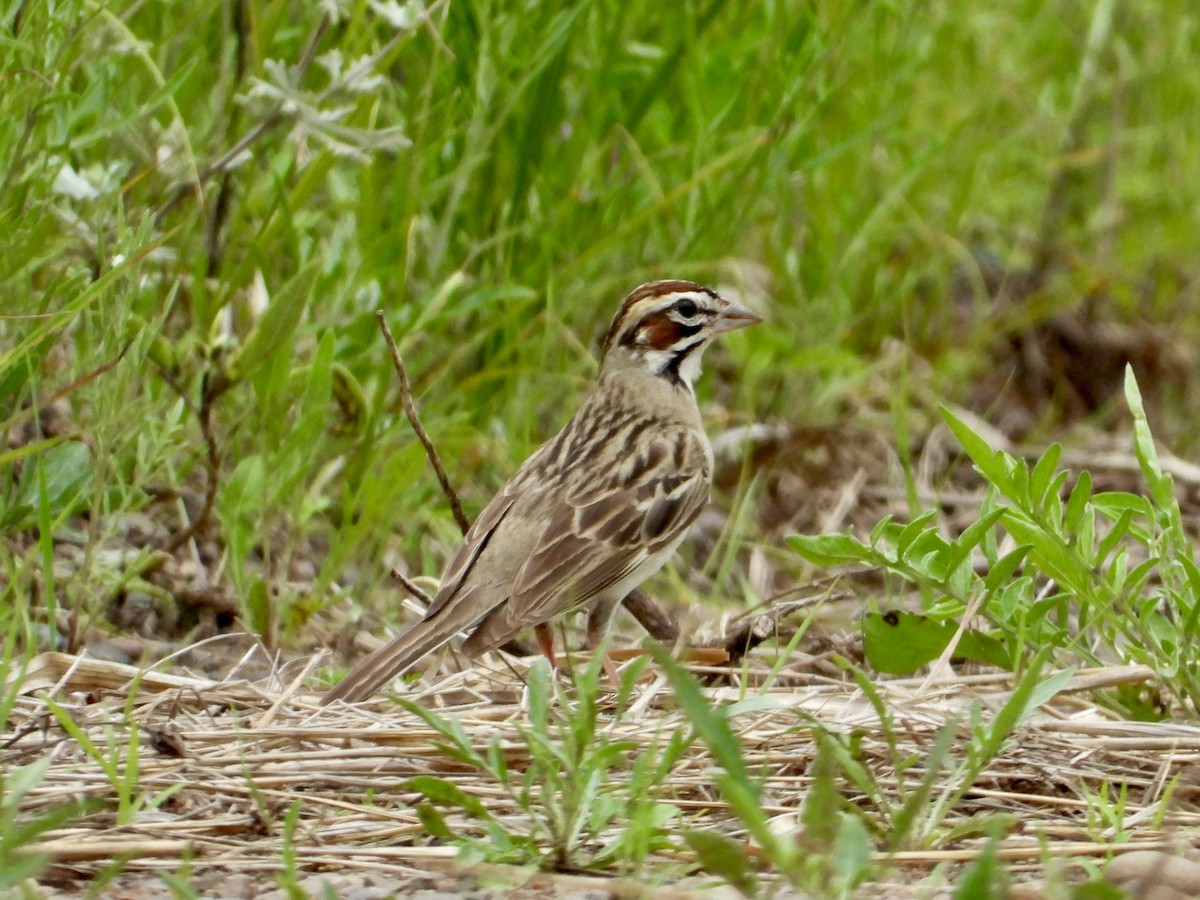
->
(4, 0, 1197, 645)
(3, 0, 1200, 893)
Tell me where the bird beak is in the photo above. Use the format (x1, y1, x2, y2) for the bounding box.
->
(713, 301, 762, 333)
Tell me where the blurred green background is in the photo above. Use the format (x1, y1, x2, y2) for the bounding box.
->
(3, 0, 1198, 655)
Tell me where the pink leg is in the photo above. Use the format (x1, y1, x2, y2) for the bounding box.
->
(534, 622, 558, 670)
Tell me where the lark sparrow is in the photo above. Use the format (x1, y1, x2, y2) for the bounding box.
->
(321, 280, 759, 704)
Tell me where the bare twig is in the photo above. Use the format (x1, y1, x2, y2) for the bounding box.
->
(388, 568, 434, 607)
(619, 588, 679, 643)
(376, 311, 470, 536)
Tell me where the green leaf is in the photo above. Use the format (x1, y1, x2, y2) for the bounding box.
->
(1028, 443, 1062, 508)
(896, 510, 938, 558)
(945, 508, 1006, 574)
(244, 577, 271, 638)
(955, 632, 1014, 671)
(801, 731, 841, 843)
(1095, 509, 1132, 566)
(1065, 472, 1094, 534)
(683, 830, 757, 896)
(983, 546, 1031, 593)
(12, 440, 93, 518)
(648, 645, 784, 865)
(863, 612, 1011, 674)
(982, 651, 1074, 756)
(1125, 367, 1171, 506)
(403, 775, 496, 823)
(222, 262, 318, 387)
(864, 612, 952, 673)
(415, 803, 454, 840)
(0, 434, 67, 470)
(941, 406, 1012, 494)
(1001, 513, 1086, 594)
(952, 833, 1008, 899)
(330, 363, 368, 436)
(832, 812, 872, 888)
(787, 533, 869, 566)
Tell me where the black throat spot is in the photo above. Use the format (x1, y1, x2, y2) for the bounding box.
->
(657, 335, 706, 387)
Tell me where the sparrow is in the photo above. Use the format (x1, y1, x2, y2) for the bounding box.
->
(321, 280, 759, 704)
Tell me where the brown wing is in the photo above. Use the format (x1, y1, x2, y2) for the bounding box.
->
(422, 436, 561, 618)
(507, 428, 711, 625)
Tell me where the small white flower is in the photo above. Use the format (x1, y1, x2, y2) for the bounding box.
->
(368, 0, 416, 30)
(248, 270, 270, 319)
(53, 163, 101, 200)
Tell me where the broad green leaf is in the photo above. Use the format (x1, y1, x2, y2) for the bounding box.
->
(863, 611, 1012, 674)
(864, 612, 953, 673)
(787, 532, 868, 566)
(13, 440, 93, 516)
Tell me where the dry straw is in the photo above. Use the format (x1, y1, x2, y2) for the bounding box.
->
(7, 649, 1200, 895)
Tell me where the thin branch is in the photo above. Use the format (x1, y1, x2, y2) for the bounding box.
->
(619, 588, 679, 643)
(376, 311, 470, 536)
(388, 568, 433, 607)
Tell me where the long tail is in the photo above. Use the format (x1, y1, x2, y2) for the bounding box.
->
(320, 598, 488, 705)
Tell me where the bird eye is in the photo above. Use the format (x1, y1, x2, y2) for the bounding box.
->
(673, 298, 699, 318)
